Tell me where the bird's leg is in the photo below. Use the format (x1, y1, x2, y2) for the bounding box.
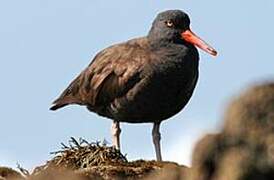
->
(152, 122, 162, 161)
(111, 120, 121, 150)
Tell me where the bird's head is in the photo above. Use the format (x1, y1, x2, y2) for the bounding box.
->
(148, 10, 217, 56)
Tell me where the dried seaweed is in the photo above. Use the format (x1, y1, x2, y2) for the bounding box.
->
(32, 137, 127, 176)
(17, 163, 30, 177)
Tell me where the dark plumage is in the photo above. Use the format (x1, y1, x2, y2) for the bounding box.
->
(50, 10, 217, 161)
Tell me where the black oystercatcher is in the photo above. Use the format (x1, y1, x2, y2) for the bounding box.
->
(50, 10, 217, 161)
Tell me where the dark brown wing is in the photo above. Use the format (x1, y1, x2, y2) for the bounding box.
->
(50, 37, 151, 111)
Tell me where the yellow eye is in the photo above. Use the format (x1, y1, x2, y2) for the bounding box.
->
(166, 20, 174, 27)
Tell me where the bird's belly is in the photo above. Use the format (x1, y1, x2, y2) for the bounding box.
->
(106, 70, 198, 123)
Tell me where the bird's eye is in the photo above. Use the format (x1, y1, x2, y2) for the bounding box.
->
(165, 20, 174, 27)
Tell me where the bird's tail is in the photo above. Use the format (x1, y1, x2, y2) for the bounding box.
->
(50, 102, 68, 111)
(50, 97, 80, 111)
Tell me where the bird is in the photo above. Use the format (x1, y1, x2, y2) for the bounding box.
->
(50, 10, 217, 161)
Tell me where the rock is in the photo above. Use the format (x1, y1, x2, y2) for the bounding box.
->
(28, 161, 188, 180)
(0, 167, 24, 180)
(144, 163, 188, 180)
(224, 82, 274, 141)
(190, 82, 274, 180)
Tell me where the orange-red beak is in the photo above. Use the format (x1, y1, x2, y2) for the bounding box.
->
(181, 29, 217, 56)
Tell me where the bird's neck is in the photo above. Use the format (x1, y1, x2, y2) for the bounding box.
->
(146, 35, 200, 65)
(147, 34, 190, 50)
(148, 36, 175, 48)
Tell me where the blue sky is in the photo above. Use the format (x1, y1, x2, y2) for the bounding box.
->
(0, 0, 273, 169)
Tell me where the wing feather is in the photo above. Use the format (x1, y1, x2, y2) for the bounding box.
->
(50, 37, 150, 111)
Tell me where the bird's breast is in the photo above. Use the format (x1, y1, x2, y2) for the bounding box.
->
(101, 44, 200, 123)
(110, 57, 198, 123)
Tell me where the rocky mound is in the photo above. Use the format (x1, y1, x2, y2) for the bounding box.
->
(25, 138, 187, 180)
(190, 82, 274, 180)
(0, 167, 24, 180)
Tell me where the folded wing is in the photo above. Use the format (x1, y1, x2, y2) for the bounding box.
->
(50, 38, 151, 113)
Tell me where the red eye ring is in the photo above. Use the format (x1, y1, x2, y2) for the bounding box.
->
(166, 20, 174, 27)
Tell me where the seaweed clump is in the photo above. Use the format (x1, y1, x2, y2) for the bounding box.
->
(28, 137, 183, 180)
(34, 137, 127, 172)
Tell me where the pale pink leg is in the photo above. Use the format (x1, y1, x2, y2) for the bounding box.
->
(152, 122, 162, 161)
(111, 120, 121, 150)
